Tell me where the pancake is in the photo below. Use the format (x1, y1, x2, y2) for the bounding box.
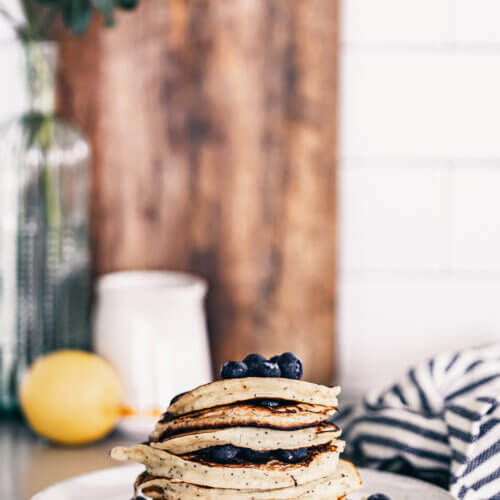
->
(111, 443, 341, 490)
(150, 424, 342, 454)
(137, 459, 362, 500)
(167, 378, 340, 416)
(151, 402, 338, 440)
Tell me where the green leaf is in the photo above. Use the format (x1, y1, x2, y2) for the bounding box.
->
(62, 0, 92, 35)
(36, 0, 61, 5)
(114, 0, 139, 10)
(22, 113, 51, 148)
(91, 0, 115, 27)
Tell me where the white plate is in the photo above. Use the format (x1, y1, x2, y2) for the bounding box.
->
(32, 464, 455, 500)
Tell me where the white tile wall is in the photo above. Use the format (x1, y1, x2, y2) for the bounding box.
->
(451, 166, 500, 271)
(455, 0, 500, 45)
(339, 163, 449, 271)
(341, 52, 452, 157)
(0, 1, 25, 124)
(450, 54, 500, 157)
(0, 44, 27, 122)
(341, 52, 500, 158)
(338, 276, 500, 395)
(0, 1, 24, 41)
(341, 0, 452, 46)
(339, 0, 500, 397)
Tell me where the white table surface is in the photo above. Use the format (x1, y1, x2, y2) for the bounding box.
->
(0, 417, 136, 500)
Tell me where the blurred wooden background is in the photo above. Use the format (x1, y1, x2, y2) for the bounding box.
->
(57, 0, 339, 384)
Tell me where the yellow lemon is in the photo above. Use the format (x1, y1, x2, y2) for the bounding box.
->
(19, 350, 123, 445)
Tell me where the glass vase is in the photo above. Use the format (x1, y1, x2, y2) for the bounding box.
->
(0, 42, 91, 412)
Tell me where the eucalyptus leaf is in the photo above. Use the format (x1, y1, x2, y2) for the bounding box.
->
(62, 0, 92, 35)
(10, 0, 141, 38)
(114, 0, 139, 10)
(91, 0, 115, 27)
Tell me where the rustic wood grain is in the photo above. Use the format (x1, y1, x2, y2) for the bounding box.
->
(57, 0, 339, 385)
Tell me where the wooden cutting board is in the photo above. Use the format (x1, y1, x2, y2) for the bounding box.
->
(57, 0, 339, 385)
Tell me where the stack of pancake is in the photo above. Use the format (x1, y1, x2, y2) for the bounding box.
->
(111, 377, 361, 499)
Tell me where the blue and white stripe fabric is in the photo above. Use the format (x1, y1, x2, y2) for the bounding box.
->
(337, 345, 500, 499)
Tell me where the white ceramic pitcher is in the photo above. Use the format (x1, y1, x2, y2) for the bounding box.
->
(93, 271, 212, 436)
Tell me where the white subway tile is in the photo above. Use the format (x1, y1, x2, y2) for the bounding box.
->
(339, 164, 449, 272)
(449, 54, 500, 158)
(451, 167, 500, 271)
(341, 52, 500, 158)
(338, 276, 500, 396)
(0, 43, 28, 122)
(340, 52, 452, 157)
(455, 0, 500, 45)
(341, 0, 452, 46)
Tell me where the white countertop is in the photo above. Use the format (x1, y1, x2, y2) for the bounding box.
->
(1, 417, 136, 500)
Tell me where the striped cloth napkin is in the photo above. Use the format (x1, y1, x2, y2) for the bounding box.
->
(336, 344, 500, 500)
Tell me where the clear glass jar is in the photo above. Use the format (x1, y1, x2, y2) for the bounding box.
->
(0, 42, 91, 412)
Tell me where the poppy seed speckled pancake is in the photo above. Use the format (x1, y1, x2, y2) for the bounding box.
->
(136, 459, 361, 500)
(150, 402, 338, 441)
(167, 378, 340, 416)
(149, 424, 342, 454)
(111, 443, 341, 490)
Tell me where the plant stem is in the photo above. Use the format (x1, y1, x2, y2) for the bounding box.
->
(0, 5, 24, 37)
(1, 1, 57, 40)
(21, 0, 33, 26)
(0, 6, 16, 24)
(20, 0, 35, 39)
(34, 6, 57, 40)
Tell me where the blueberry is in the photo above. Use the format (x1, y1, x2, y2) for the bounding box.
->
(275, 447, 308, 463)
(206, 445, 240, 463)
(276, 352, 303, 380)
(220, 361, 248, 379)
(258, 399, 281, 409)
(255, 360, 281, 378)
(269, 355, 280, 363)
(367, 495, 391, 500)
(243, 353, 268, 376)
(241, 448, 272, 463)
